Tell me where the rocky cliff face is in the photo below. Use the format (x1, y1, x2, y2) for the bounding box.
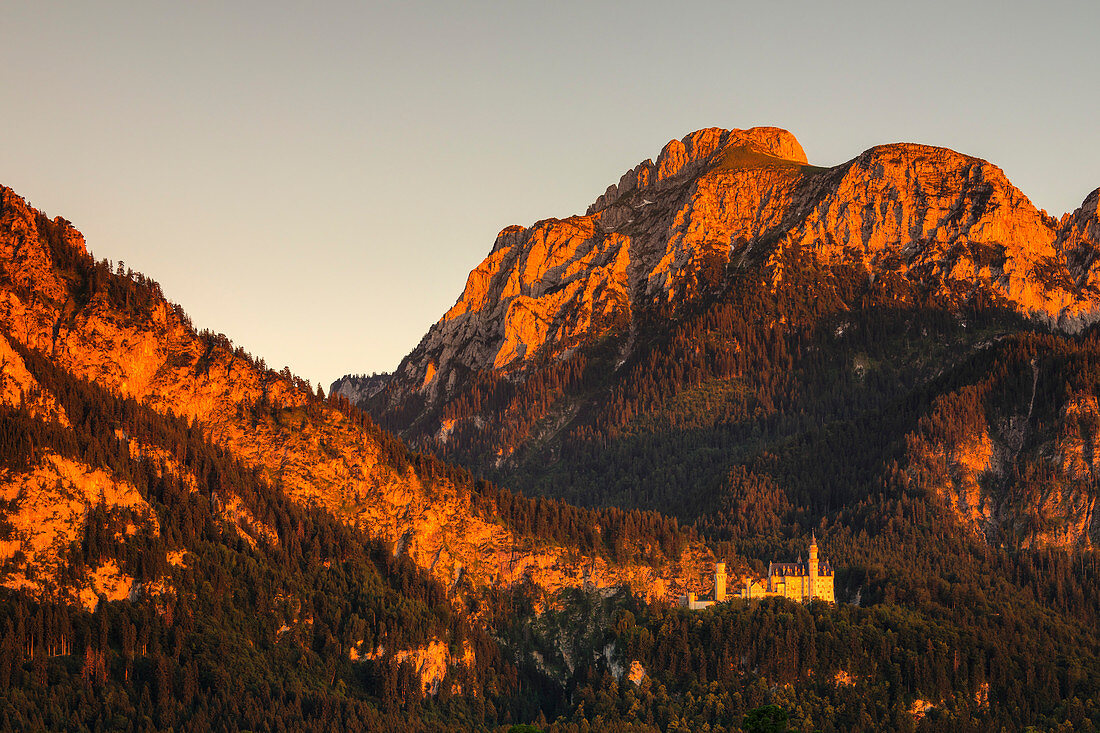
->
(905, 340, 1100, 550)
(352, 127, 1099, 421)
(367, 127, 812, 406)
(1057, 188, 1100, 291)
(0, 452, 160, 608)
(329, 372, 392, 407)
(0, 185, 711, 609)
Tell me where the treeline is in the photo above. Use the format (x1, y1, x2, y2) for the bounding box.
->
(540, 475, 1100, 732)
(34, 212, 168, 323)
(0, 592, 526, 733)
(548, 591, 1100, 732)
(483, 267, 1024, 523)
(32, 211, 325, 403)
(328, 383, 696, 565)
(469, 481, 693, 564)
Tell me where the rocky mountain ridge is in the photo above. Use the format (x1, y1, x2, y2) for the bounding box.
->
(347, 126, 1100, 418)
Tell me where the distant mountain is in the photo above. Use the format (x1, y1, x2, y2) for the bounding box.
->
(338, 126, 1100, 551)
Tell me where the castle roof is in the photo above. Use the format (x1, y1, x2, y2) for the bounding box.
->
(770, 562, 805, 576)
(768, 557, 834, 578)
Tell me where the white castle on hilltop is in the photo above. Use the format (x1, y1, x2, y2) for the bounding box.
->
(682, 534, 835, 610)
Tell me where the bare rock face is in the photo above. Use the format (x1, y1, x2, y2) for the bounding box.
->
(780, 145, 1097, 328)
(370, 127, 1100, 416)
(0, 452, 164, 609)
(390, 127, 818, 405)
(330, 372, 391, 405)
(0, 185, 712, 606)
(586, 126, 807, 214)
(901, 344, 1100, 552)
(1056, 188, 1100, 328)
(0, 331, 69, 425)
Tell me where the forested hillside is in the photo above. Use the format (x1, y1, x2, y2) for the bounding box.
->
(0, 184, 717, 731)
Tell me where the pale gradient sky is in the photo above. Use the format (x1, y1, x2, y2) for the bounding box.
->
(2, 2, 1097, 387)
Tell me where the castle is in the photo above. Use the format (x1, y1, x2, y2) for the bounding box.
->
(681, 534, 835, 609)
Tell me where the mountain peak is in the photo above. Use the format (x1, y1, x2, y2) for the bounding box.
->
(588, 126, 808, 215)
(654, 125, 808, 175)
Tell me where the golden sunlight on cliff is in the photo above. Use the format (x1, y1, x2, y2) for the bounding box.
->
(384, 128, 1100, 439)
(78, 559, 136, 612)
(0, 331, 69, 425)
(357, 639, 476, 695)
(0, 185, 711, 607)
(907, 383, 1100, 550)
(0, 453, 156, 596)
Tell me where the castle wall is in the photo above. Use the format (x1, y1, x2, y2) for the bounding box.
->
(736, 573, 835, 602)
(694, 538, 837, 608)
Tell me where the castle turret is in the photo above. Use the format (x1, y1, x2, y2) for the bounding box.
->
(808, 533, 819, 601)
(714, 561, 727, 602)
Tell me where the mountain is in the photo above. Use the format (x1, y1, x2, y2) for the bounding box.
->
(0, 184, 716, 729)
(359, 127, 1097, 401)
(339, 126, 1100, 551)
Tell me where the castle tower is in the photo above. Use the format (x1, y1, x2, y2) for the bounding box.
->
(714, 561, 727, 602)
(807, 533, 819, 601)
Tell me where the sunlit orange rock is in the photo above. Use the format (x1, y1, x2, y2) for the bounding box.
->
(0, 452, 158, 602)
(907, 380, 1100, 551)
(0, 185, 713, 608)
(373, 127, 1099, 430)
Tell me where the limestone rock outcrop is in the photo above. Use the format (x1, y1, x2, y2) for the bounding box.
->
(0, 452, 158, 603)
(904, 354, 1100, 550)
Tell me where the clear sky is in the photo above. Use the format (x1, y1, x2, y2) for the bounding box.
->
(2, 1, 1097, 387)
